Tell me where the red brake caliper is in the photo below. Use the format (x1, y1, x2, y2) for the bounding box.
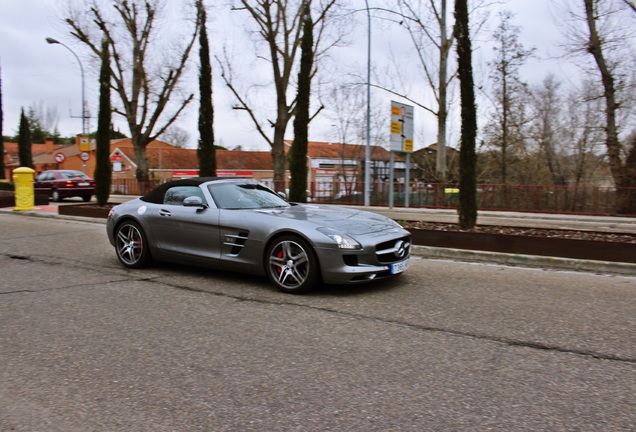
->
(276, 249, 283, 274)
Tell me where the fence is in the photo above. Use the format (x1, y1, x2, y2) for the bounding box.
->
(110, 178, 162, 196)
(111, 178, 636, 217)
(308, 181, 636, 216)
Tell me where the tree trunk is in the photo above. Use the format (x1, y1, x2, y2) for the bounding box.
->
(584, 0, 624, 188)
(454, 0, 478, 229)
(95, 39, 112, 206)
(0, 66, 5, 179)
(290, 11, 313, 203)
(197, 0, 216, 177)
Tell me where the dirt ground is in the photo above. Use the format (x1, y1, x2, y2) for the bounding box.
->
(402, 221, 636, 244)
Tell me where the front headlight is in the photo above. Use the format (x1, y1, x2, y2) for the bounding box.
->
(317, 227, 362, 250)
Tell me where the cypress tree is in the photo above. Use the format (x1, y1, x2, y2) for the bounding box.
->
(289, 7, 313, 203)
(0, 64, 5, 179)
(95, 39, 112, 206)
(454, 0, 478, 229)
(17, 108, 33, 168)
(197, 0, 216, 177)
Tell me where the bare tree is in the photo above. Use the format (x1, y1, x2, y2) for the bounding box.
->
(160, 126, 191, 148)
(528, 75, 609, 187)
(560, 80, 606, 187)
(529, 74, 568, 186)
(219, 0, 338, 189)
(483, 11, 535, 184)
(395, 0, 455, 181)
(367, 0, 487, 182)
(623, 0, 636, 13)
(581, 0, 636, 199)
(65, 0, 200, 185)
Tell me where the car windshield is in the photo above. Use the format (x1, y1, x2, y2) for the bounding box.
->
(208, 183, 290, 209)
(62, 171, 89, 179)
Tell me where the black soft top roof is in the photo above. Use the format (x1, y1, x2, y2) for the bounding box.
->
(140, 177, 251, 204)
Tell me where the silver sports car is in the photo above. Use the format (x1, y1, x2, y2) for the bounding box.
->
(106, 178, 411, 293)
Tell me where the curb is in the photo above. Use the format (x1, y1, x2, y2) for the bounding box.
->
(412, 245, 636, 276)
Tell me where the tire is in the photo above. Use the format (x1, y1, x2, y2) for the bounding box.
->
(266, 235, 319, 293)
(51, 190, 61, 202)
(82, 195, 92, 202)
(115, 220, 151, 269)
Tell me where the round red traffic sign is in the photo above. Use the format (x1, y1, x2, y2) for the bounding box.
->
(54, 152, 65, 163)
(80, 152, 90, 161)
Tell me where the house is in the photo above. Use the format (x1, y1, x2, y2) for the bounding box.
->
(291, 140, 407, 197)
(287, 140, 407, 180)
(411, 143, 460, 182)
(3, 137, 65, 178)
(3, 138, 406, 195)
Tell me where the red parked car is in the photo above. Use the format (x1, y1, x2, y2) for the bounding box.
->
(34, 170, 95, 202)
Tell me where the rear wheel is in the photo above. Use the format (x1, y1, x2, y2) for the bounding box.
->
(115, 220, 151, 268)
(266, 235, 319, 293)
(51, 190, 61, 202)
(82, 195, 92, 202)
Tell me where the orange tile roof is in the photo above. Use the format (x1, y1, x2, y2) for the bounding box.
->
(4, 139, 394, 172)
(285, 140, 399, 161)
(3, 141, 67, 167)
(112, 146, 274, 171)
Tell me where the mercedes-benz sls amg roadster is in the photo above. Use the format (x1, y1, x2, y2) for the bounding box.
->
(107, 178, 411, 293)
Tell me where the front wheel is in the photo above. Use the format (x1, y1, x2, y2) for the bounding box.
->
(266, 235, 319, 293)
(115, 220, 151, 268)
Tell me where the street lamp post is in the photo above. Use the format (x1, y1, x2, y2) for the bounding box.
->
(45, 37, 88, 136)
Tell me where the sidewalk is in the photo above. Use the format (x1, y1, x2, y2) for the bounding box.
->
(354, 206, 636, 235)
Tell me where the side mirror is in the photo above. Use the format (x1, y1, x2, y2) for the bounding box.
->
(183, 196, 208, 209)
(277, 191, 287, 201)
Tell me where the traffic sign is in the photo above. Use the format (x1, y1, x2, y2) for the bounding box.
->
(54, 152, 66, 163)
(80, 152, 90, 161)
(390, 101, 414, 153)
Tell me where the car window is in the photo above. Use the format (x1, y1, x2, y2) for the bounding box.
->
(62, 171, 89, 180)
(208, 183, 289, 209)
(163, 186, 207, 206)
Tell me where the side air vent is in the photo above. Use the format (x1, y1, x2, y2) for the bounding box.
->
(224, 231, 249, 255)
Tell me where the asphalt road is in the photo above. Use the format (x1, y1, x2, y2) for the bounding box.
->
(1, 213, 635, 431)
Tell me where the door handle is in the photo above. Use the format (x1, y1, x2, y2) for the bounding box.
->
(159, 209, 172, 217)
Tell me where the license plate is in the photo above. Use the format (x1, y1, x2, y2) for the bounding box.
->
(78, 182, 89, 186)
(390, 259, 409, 274)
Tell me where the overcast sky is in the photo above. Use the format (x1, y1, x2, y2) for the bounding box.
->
(0, 0, 582, 151)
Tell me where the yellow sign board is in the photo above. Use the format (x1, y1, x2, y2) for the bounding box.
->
(78, 135, 90, 152)
(404, 139, 413, 152)
(390, 121, 401, 135)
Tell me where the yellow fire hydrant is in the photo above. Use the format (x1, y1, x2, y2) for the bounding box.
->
(12, 167, 35, 211)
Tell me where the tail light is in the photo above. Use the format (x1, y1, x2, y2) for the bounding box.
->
(65, 180, 75, 188)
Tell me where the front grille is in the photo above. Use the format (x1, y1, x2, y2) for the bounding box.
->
(376, 236, 411, 264)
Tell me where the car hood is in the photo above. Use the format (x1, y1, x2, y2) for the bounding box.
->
(254, 204, 404, 235)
